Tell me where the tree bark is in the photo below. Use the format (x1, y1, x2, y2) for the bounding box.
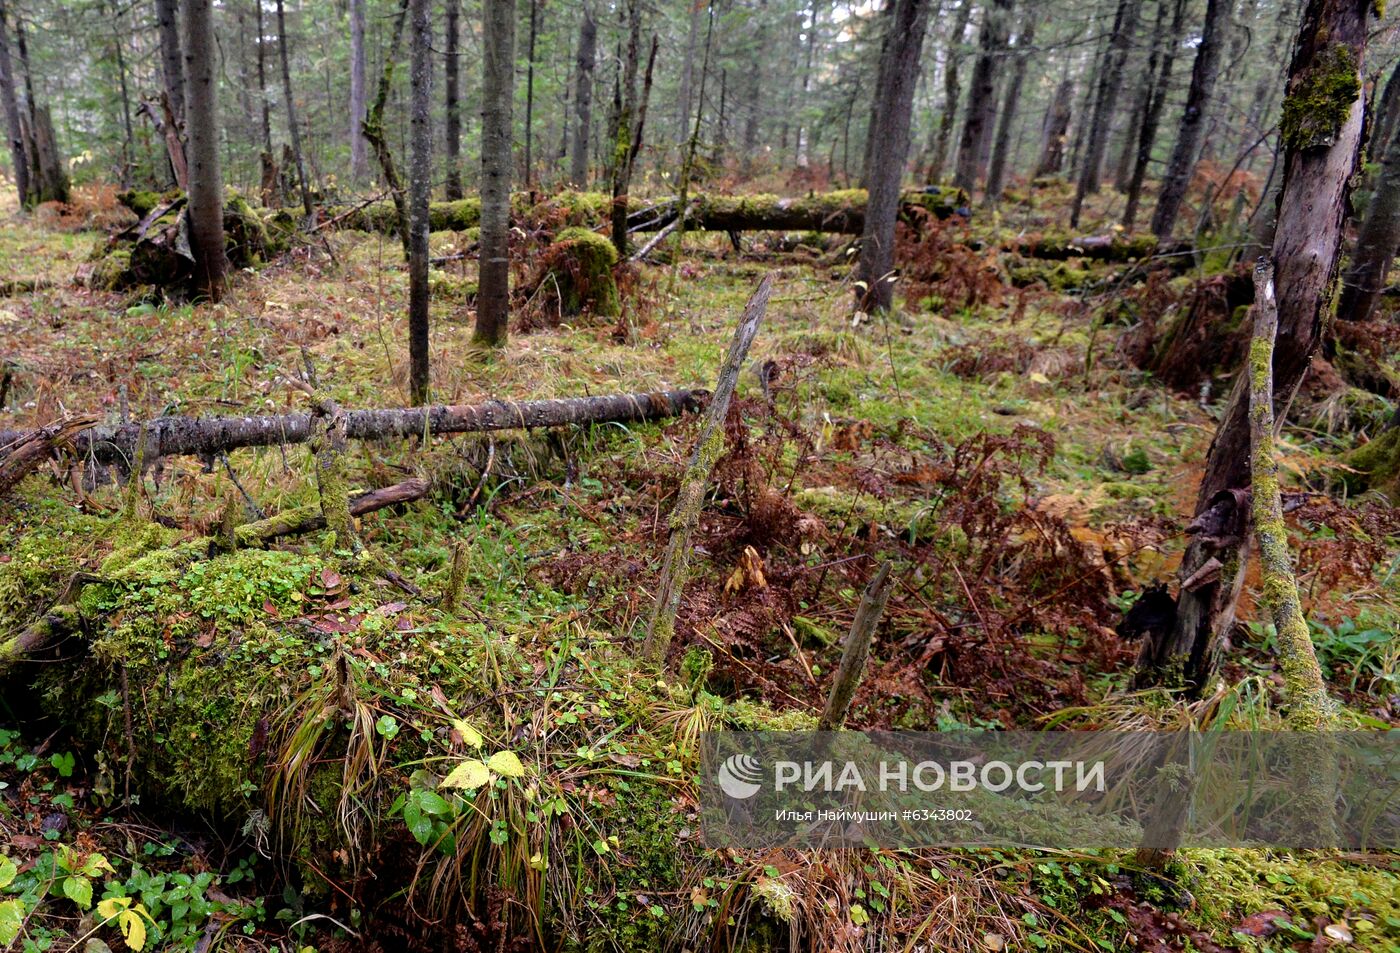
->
(362, 0, 411, 258)
(1136, 0, 1371, 691)
(476, 0, 516, 349)
(1070, 0, 1142, 228)
(1338, 92, 1400, 324)
(676, 0, 701, 148)
(524, 0, 539, 186)
(859, 0, 933, 312)
(349, 0, 368, 182)
(254, 0, 272, 156)
(607, 0, 643, 256)
(0, 0, 28, 207)
(928, 0, 973, 183)
(444, 0, 463, 198)
(1035, 76, 1073, 177)
(983, 10, 1036, 207)
(0, 391, 707, 468)
(1149, 0, 1230, 239)
(27, 106, 69, 205)
(275, 0, 314, 220)
(407, 0, 431, 404)
(817, 561, 894, 731)
(569, 4, 597, 187)
(953, 0, 1011, 195)
(155, 0, 186, 126)
(1123, 0, 1187, 230)
(183, 0, 224, 301)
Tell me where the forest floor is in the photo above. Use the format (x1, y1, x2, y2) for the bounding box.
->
(1, 183, 1398, 952)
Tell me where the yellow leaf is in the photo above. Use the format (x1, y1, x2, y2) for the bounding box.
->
(441, 759, 491, 790)
(118, 909, 148, 951)
(487, 750, 526, 778)
(97, 896, 129, 919)
(450, 718, 484, 748)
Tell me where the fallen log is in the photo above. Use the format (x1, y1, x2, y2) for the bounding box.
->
(236, 477, 431, 545)
(0, 414, 99, 497)
(324, 187, 964, 235)
(0, 389, 706, 469)
(1011, 233, 1192, 262)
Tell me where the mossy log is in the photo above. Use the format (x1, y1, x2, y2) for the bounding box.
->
(1013, 233, 1190, 262)
(325, 187, 964, 235)
(0, 390, 707, 469)
(87, 192, 288, 294)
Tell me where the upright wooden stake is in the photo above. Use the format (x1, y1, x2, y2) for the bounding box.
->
(444, 539, 468, 614)
(642, 274, 774, 663)
(818, 561, 894, 732)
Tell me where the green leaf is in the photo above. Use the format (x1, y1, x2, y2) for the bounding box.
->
(486, 750, 526, 778)
(414, 790, 453, 816)
(63, 875, 93, 909)
(450, 719, 484, 749)
(0, 899, 24, 946)
(375, 715, 400, 739)
(440, 759, 491, 790)
(403, 800, 433, 845)
(0, 856, 16, 889)
(850, 903, 869, 926)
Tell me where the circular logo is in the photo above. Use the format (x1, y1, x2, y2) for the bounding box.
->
(716, 753, 764, 799)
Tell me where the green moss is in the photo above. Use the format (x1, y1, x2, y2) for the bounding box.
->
(1342, 428, 1400, 502)
(1280, 43, 1361, 151)
(539, 227, 621, 318)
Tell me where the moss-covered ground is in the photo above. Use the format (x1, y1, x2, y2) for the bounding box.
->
(1, 185, 1397, 952)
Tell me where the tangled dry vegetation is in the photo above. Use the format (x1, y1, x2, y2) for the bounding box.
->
(1, 182, 1398, 951)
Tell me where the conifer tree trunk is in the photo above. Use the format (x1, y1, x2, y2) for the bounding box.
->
(857, 0, 933, 312)
(927, 0, 972, 182)
(676, 0, 701, 147)
(524, 0, 538, 186)
(952, 0, 1011, 195)
(983, 11, 1035, 207)
(608, 0, 643, 256)
(476, 0, 515, 349)
(444, 0, 463, 198)
(1149, 0, 1230, 239)
(183, 0, 224, 301)
(0, 0, 29, 207)
(255, 0, 272, 157)
(349, 0, 368, 182)
(1136, 0, 1371, 691)
(1070, 0, 1141, 227)
(407, 0, 431, 403)
(1123, 0, 1186, 229)
(155, 0, 186, 126)
(569, 4, 596, 187)
(275, 0, 313, 219)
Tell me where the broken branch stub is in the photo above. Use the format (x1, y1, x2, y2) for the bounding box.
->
(0, 390, 707, 470)
(642, 274, 775, 664)
(818, 561, 895, 732)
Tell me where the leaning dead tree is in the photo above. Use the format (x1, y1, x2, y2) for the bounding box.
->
(643, 275, 773, 664)
(0, 390, 706, 471)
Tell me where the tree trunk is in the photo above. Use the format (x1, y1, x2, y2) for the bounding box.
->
(155, 0, 186, 126)
(1036, 76, 1073, 177)
(523, 0, 538, 186)
(1123, 0, 1187, 229)
(182, 0, 224, 301)
(676, 0, 701, 148)
(444, 0, 462, 199)
(861, 0, 900, 188)
(1370, 62, 1400, 165)
(106, 0, 135, 188)
(607, 0, 643, 256)
(28, 106, 68, 205)
(407, 0, 431, 404)
(275, 0, 313, 220)
(255, 0, 272, 156)
(569, 4, 596, 187)
(362, 0, 411, 257)
(1338, 98, 1400, 324)
(857, 0, 933, 312)
(1149, 0, 1230, 239)
(0, 0, 29, 208)
(924, 0, 971, 182)
(983, 10, 1036, 207)
(476, 0, 516, 349)
(0, 390, 707, 467)
(952, 0, 1011, 195)
(349, 0, 368, 182)
(1136, 0, 1371, 691)
(1070, 0, 1142, 228)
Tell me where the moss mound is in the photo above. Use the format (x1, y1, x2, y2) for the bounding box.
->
(532, 227, 621, 319)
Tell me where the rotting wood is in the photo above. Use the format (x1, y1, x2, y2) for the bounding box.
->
(0, 414, 98, 498)
(817, 560, 894, 732)
(642, 275, 773, 664)
(0, 390, 707, 470)
(235, 477, 430, 545)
